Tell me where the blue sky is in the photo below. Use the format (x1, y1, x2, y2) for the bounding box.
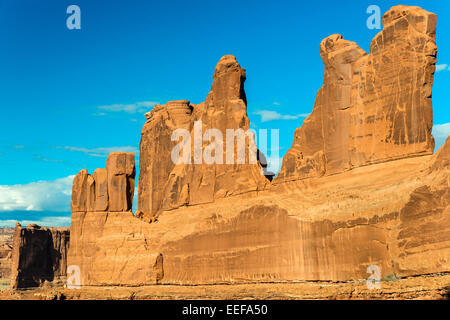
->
(0, 0, 449, 226)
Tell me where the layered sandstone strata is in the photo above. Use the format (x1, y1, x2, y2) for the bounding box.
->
(67, 140, 449, 285)
(275, 5, 437, 183)
(137, 55, 269, 222)
(0, 244, 12, 279)
(10, 223, 69, 289)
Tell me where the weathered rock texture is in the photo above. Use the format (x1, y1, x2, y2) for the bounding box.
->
(71, 152, 135, 213)
(68, 153, 165, 285)
(0, 228, 14, 280)
(0, 245, 12, 280)
(69, 211, 164, 286)
(137, 55, 269, 222)
(68, 147, 449, 285)
(65, 5, 449, 287)
(275, 5, 437, 183)
(10, 223, 70, 289)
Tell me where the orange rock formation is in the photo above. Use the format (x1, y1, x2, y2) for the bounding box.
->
(137, 55, 269, 222)
(275, 5, 437, 183)
(61, 5, 449, 287)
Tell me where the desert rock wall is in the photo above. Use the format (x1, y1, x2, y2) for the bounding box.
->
(137, 55, 269, 222)
(10, 223, 70, 289)
(65, 5, 449, 287)
(275, 5, 437, 183)
(69, 211, 163, 286)
(71, 152, 135, 213)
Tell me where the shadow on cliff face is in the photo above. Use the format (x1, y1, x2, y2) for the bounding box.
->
(11, 225, 70, 289)
(443, 287, 450, 300)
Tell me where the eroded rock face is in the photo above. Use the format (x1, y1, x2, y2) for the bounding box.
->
(71, 152, 136, 213)
(10, 223, 70, 289)
(67, 152, 167, 286)
(67, 152, 450, 285)
(65, 5, 449, 288)
(137, 55, 268, 222)
(0, 228, 14, 280)
(275, 5, 437, 183)
(432, 137, 450, 171)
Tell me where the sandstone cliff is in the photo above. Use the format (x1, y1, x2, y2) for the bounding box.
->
(65, 5, 449, 287)
(137, 55, 269, 222)
(66, 134, 449, 286)
(68, 152, 165, 285)
(0, 245, 12, 280)
(10, 223, 69, 289)
(71, 152, 135, 213)
(275, 5, 437, 183)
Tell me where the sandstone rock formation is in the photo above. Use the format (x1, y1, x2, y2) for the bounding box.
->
(71, 152, 135, 213)
(10, 223, 70, 289)
(67, 145, 449, 285)
(63, 5, 449, 287)
(432, 136, 450, 171)
(137, 56, 269, 222)
(69, 211, 164, 286)
(0, 244, 12, 279)
(68, 153, 165, 285)
(275, 5, 437, 183)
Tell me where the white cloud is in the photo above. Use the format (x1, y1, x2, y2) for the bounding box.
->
(60, 146, 139, 157)
(0, 175, 74, 212)
(273, 102, 281, 106)
(254, 110, 310, 122)
(435, 64, 449, 72)
(433, 123, 450, 151)
(98, 101, 159, 114)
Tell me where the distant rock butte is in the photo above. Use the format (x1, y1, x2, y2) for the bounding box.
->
(0, 228, 14, 280)
(11, 6, 449, 288)
(10, 223, 69, 289)
(275, 5, 437, 183)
